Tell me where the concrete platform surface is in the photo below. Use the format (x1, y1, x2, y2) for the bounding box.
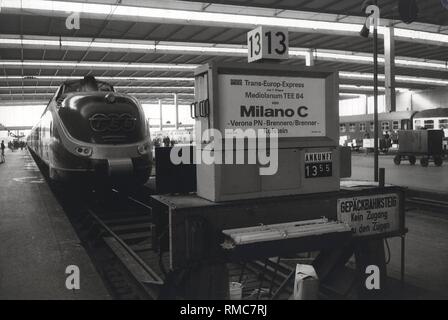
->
(0, 149, 110, 300)
(348, 153, 448, 194)
(387, 208, 448, 299)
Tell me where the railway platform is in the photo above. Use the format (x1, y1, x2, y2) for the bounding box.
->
(349, 153, 448, 195)
(0, 149, 110, 299)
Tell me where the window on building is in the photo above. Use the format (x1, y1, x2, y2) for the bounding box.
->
(392, 121, 399, 131)
(382, 121, 390, 132)
(359, 123, 366, 132)
(340, 124, 346, 133)
(439, 119, 448, 129)
(424, 120, 434, 129)
(349, 123, 357, 132)
(414, 119, 422, 129)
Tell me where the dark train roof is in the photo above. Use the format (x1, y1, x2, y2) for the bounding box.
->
(61, 76, 114, 92)
(413, 108, 448, 119)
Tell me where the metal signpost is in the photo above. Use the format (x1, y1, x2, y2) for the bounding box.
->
(361, 1, 380, 181)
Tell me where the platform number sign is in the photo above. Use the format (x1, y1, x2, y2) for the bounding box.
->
(247, 26, 289, 62)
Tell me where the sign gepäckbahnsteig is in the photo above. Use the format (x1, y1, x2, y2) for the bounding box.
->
(337, 193, 400, 236)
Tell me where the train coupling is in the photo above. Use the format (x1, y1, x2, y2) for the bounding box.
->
(107, 158, 134, 176)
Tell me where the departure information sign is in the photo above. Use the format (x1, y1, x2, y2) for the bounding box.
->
(337, 193, 401, 236)
(218, 74, 326, 137)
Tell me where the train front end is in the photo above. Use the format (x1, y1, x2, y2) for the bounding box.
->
(52, 87, 152, 186)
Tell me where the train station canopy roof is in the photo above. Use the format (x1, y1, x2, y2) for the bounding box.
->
(1, 0, 448, 105)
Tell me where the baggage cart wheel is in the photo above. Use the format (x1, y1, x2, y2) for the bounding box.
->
(408, 155, 416, 165)
(394, 155, 401, 165)
(420, 157, 429, 167)
(434, 155, 443, 167)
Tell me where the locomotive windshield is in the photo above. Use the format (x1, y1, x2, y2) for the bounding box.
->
(56, 76, 114, 101)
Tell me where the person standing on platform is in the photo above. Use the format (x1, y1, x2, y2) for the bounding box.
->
(363, 131, 370, 155)
(0, 140, 5, 163)
(384, 131, 391, 149)
(163, 136, 171, 147)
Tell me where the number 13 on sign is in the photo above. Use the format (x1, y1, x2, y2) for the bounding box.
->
(247, 26, 289, 63)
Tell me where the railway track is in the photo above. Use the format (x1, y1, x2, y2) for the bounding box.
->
(71, 187, 169, 300)
(86, 210, 162, 299)
(52, 185, 292, 300)
(76, 187, 306, 300)
(42, 178, 160, 299)
(406, 196, 448, 212)
(32, 148, 336, 300)
(47, 178, 363, 300)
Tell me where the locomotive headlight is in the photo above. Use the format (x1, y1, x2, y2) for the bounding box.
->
(137, 142, 151, 155)
(75, 146, 93, 157)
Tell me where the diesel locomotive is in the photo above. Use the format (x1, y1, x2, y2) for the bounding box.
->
(27, 76, 152, 185)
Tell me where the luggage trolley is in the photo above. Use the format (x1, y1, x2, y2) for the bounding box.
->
(394, 130, 444, 167)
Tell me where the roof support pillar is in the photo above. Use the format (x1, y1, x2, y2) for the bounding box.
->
(305, 49, 314, 66)
(174, 93, 179, 130)
(159, 99, 163, 131)
(384, 25, 396, 112)
(365, 94, 369, 115)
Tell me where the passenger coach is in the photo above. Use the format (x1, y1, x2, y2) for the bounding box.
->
(340, 108, 448, 151)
